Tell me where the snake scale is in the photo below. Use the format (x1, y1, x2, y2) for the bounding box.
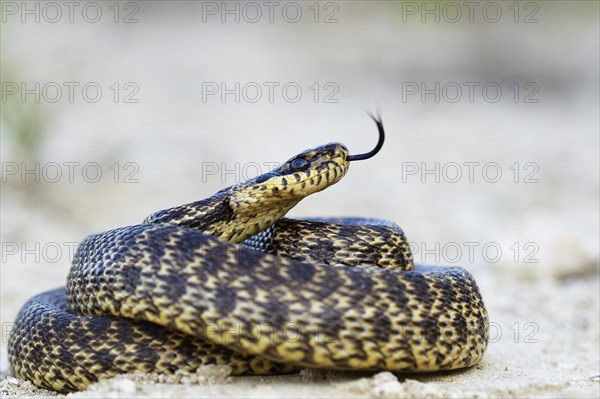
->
(8, 117, 489, 392)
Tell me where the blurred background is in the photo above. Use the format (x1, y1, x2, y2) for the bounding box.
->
(1, 1, 598, 395)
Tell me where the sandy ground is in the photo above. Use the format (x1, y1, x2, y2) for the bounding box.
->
(1, 2, 599, 398)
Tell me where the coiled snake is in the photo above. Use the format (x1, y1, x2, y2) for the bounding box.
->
(8, 117, 489, 392)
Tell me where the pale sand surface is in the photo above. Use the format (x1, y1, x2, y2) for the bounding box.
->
(1, 2, 599, 398)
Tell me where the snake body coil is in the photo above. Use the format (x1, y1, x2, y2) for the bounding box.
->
(8, 119, 489, 392)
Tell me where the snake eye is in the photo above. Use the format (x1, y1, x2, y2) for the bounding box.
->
(290, 158, 309, 171)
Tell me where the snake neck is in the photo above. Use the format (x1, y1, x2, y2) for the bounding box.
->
(144, 188, 299, 243)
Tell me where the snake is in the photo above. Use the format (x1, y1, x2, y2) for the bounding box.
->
(8, 116, 489, 393)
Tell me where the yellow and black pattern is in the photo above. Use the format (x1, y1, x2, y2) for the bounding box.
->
(242, 217, 414, 270)
(8, 123, 489, 393)
(9, 287, 294, 392)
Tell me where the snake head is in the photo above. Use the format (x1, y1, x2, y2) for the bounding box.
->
(229, 114, 385, 217)
(234, 142, 349, 201)
(226, 143, 350, 234)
